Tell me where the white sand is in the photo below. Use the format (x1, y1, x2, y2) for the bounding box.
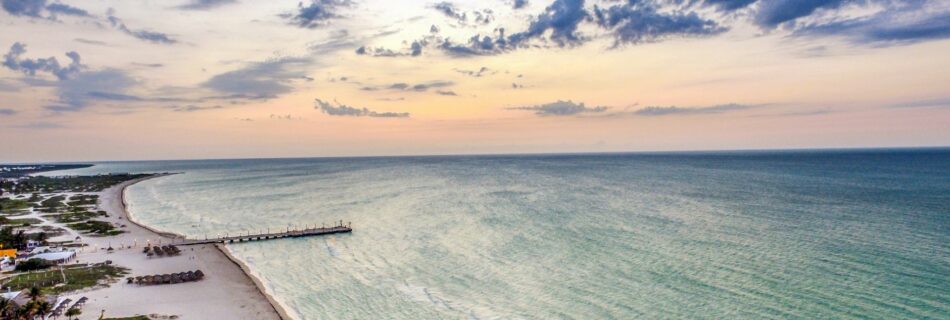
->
(58, 175, 285, 320)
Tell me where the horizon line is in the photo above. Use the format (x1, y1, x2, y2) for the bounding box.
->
(4, 145, 949, 165)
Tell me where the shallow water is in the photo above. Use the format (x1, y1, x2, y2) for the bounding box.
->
(52, 149, 950, 319)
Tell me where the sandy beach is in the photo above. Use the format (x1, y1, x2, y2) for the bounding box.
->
(59, 174, 286, 320)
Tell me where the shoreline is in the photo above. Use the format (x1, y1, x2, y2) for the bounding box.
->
(116, 173, 293, 320)
(117, 173, 187, 239)
(217, 243, 296, 320)
(73, 173, 295, 320)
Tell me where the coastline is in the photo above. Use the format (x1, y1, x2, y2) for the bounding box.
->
(64, 173, 285, 320)
(117, 173, 292, 320)
(217, 243, 296, 320)
(117, 173, 186, 239)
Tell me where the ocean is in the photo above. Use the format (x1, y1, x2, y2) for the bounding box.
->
(49, 149, 950, 319)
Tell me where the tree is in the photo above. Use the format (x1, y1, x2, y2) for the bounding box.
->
(29, 286, 43, 302)
(66, 307, 82, 319)
(0, 297, 15, 319)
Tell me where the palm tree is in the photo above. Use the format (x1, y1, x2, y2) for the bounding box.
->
(65, 307, 81, 319)
(0, 297, 16, 319)
(28, 286, 43, 302)
(35, 301, 52, 319)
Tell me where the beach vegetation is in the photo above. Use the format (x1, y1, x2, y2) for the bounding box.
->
(66, 194, 99, 207)
(0, 197, 31, 213)
(14, 258, 57, 271)
(1, 174, 152, 194)
(2, 264, 130, 294)
(68, 220, 123, 236)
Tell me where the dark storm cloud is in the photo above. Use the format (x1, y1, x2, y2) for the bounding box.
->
(282, 0, 353, 29)
(314, 98, 409, 118)
(632, 103, 756, 116)
(508, 100, 609, 116)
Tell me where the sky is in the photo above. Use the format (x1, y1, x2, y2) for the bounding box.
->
(1, 0, 948, 162)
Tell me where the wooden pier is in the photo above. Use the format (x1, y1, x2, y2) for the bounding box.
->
(177, 225, 352, 246)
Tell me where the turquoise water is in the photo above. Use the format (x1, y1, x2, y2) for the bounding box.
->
(52, 149, 950, 319)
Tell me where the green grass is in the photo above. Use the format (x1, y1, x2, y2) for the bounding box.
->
(49, 208, 102, 223)
(69, 220, 123, 236)
(66, 194, 99, 206)
(37, 195, 67, 213)
(1, 217, 43, 226)
(0, 197, 31, 213)
(1, 264, 129, 294)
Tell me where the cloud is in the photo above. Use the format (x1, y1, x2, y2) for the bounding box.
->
(593, 2, 726, 46)
(753, 0, 856, 29)
(887, 98, 950, 109)
(107, 10, 178, 44)
(793, 5, 950, 45)
(632, 103, 756, 116)
(435, 90, 458, 96)
(409, 81, 453, 91)
(0, 108, 16, 115)
(10, 121, 64, 129)
(49, 69, 139, 111)
(172, 105, 223, 112)
(282, 0, 353, 29)
(1, 0, 89, 19)
(45, 2, 89, 17)
(433, 2, 466, 23)
(315, 98, 409, 118)
(1, 0, 46, 17)
(513, 0, 528, 10)
(269, 114, 299, 120)
(203, 57, 312, 100)
(362, 80, 454, 92)
(132, 62, 164, 68)
(175, 0, 238, 10)
(454, 67, 492, 77)
(2, 42, 84, 80)
(703, 0, 757, 11)
(507, 0, 588, 47)
(508, 100, 609, 116)
(74, 38, 109, 46)
(357, 39, 425, 57)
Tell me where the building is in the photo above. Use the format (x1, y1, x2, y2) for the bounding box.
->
(31, 251, 77, 264)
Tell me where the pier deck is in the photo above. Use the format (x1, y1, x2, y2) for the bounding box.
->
(177, 226, 352, 245)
